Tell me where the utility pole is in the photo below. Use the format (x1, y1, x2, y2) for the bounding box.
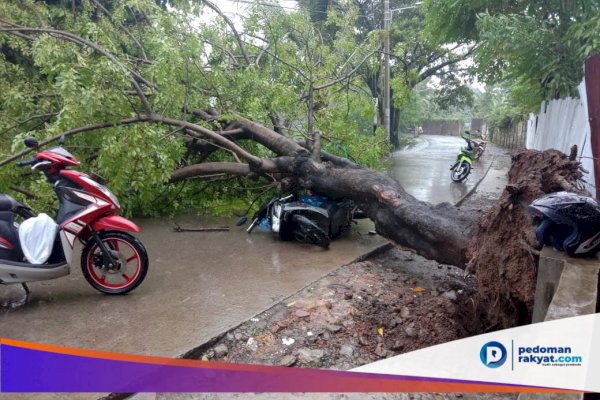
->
(383, 0, 391, 140)
(383, 2, 421, 143)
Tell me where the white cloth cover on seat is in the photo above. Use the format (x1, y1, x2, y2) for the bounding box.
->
(18, 213, 58, 264)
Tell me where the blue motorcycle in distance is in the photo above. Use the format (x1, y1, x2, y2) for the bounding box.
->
(236, 193, 355, 249)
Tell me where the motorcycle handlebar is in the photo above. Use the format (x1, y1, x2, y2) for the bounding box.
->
(16, 158, 36, 167)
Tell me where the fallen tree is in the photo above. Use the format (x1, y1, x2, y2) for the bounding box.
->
(0, 4, 589, 330)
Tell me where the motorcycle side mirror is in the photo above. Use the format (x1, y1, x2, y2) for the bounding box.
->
(24, 137, 39, 149)
(236, 215, 248, 226)
(58, 135, 65, 145)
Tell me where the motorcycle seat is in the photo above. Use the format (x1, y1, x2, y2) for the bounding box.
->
(0, 194, 23, 212)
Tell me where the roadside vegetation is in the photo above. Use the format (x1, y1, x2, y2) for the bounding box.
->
(2, 1, 598, 217)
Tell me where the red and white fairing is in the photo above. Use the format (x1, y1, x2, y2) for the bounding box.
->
(33, 148, 140, 265)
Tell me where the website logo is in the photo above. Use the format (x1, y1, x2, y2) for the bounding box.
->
(517, 345, 582, 366)
(480, 341, 507, 368)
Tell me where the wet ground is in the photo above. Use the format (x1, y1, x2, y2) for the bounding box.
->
(0, 218, 384, 356)
(186, 248, 481, 369)
(390, 135, 497, 205)
(0, 219, 385, 400)
(0, 135, 513, 400)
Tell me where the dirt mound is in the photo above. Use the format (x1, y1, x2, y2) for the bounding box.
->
(467, 148, 588, 329)
(202, 248, 481, 369)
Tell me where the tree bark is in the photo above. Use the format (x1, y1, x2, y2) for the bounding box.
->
(272, 155, 478, 266)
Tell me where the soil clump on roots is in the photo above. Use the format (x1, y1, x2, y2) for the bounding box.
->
(466, 148, 588, 329)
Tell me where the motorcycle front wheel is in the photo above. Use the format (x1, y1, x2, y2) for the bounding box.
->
(451, 161, 471, 182)
(292, 215, 330, 249)
(81, 231, 149, 295)
(475, 148, 484, 160)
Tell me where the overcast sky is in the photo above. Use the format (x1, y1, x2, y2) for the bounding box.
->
(201, 1, 484, 91)
(209, 0, 299, 18)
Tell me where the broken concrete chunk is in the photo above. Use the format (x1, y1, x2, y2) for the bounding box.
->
(400, 306, 410, 318)
(297, 348, 325, 365)
(279, 354, 297, 367)
(246, 337, 258, 351)
(214, 344, 228, 357)
(339, 345, 354, 357)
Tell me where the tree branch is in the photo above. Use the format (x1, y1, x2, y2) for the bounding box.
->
(202, 0, 251, 66)
(201, 39, 240, 67)
(0, 22, 154, 114)
(241, 39, 309, 81)
(0, 116, 146, 168)
(170, 162, 251, 182)
(0, 112, 58, 136)
(255, 42, 270, 67)
(232, 114, 306, 156)
(0, 112, 284, 173)
(144, 114, 265, 166)
(89, 0, 148, 61)
(313, 50, 375, 91)
(418, 45, 476, 83)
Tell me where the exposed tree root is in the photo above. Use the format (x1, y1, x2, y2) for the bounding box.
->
(466, 148, 588, 329)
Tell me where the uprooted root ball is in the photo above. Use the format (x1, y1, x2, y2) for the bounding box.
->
(467, 148, 588, 329)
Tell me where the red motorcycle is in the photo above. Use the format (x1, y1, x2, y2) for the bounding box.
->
(0, 137, 148, 302)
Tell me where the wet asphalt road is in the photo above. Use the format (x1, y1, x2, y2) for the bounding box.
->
(389, 135, 495, 205)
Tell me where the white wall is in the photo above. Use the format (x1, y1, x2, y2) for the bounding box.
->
(526, 81, 596, 197)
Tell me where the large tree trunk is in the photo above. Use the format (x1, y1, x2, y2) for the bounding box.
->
(168, 116, 588, 331)
(272, 155, 477, 266)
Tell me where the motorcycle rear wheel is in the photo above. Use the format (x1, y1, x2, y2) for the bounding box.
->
(292, 215, 330, 249)
(81, 231, 149, 295)
(451, 161, 471, 182)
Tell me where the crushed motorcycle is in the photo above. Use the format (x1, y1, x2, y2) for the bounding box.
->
(236, 193, 356, 249)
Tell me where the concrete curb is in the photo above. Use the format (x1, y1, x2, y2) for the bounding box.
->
(519, 248, 599, 400)
(454, 155, 496, 207)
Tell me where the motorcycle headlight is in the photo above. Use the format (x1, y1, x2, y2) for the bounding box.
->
(104, 187, 120, 208)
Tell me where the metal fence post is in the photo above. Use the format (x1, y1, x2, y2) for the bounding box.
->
(585, 54, 600, 199)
